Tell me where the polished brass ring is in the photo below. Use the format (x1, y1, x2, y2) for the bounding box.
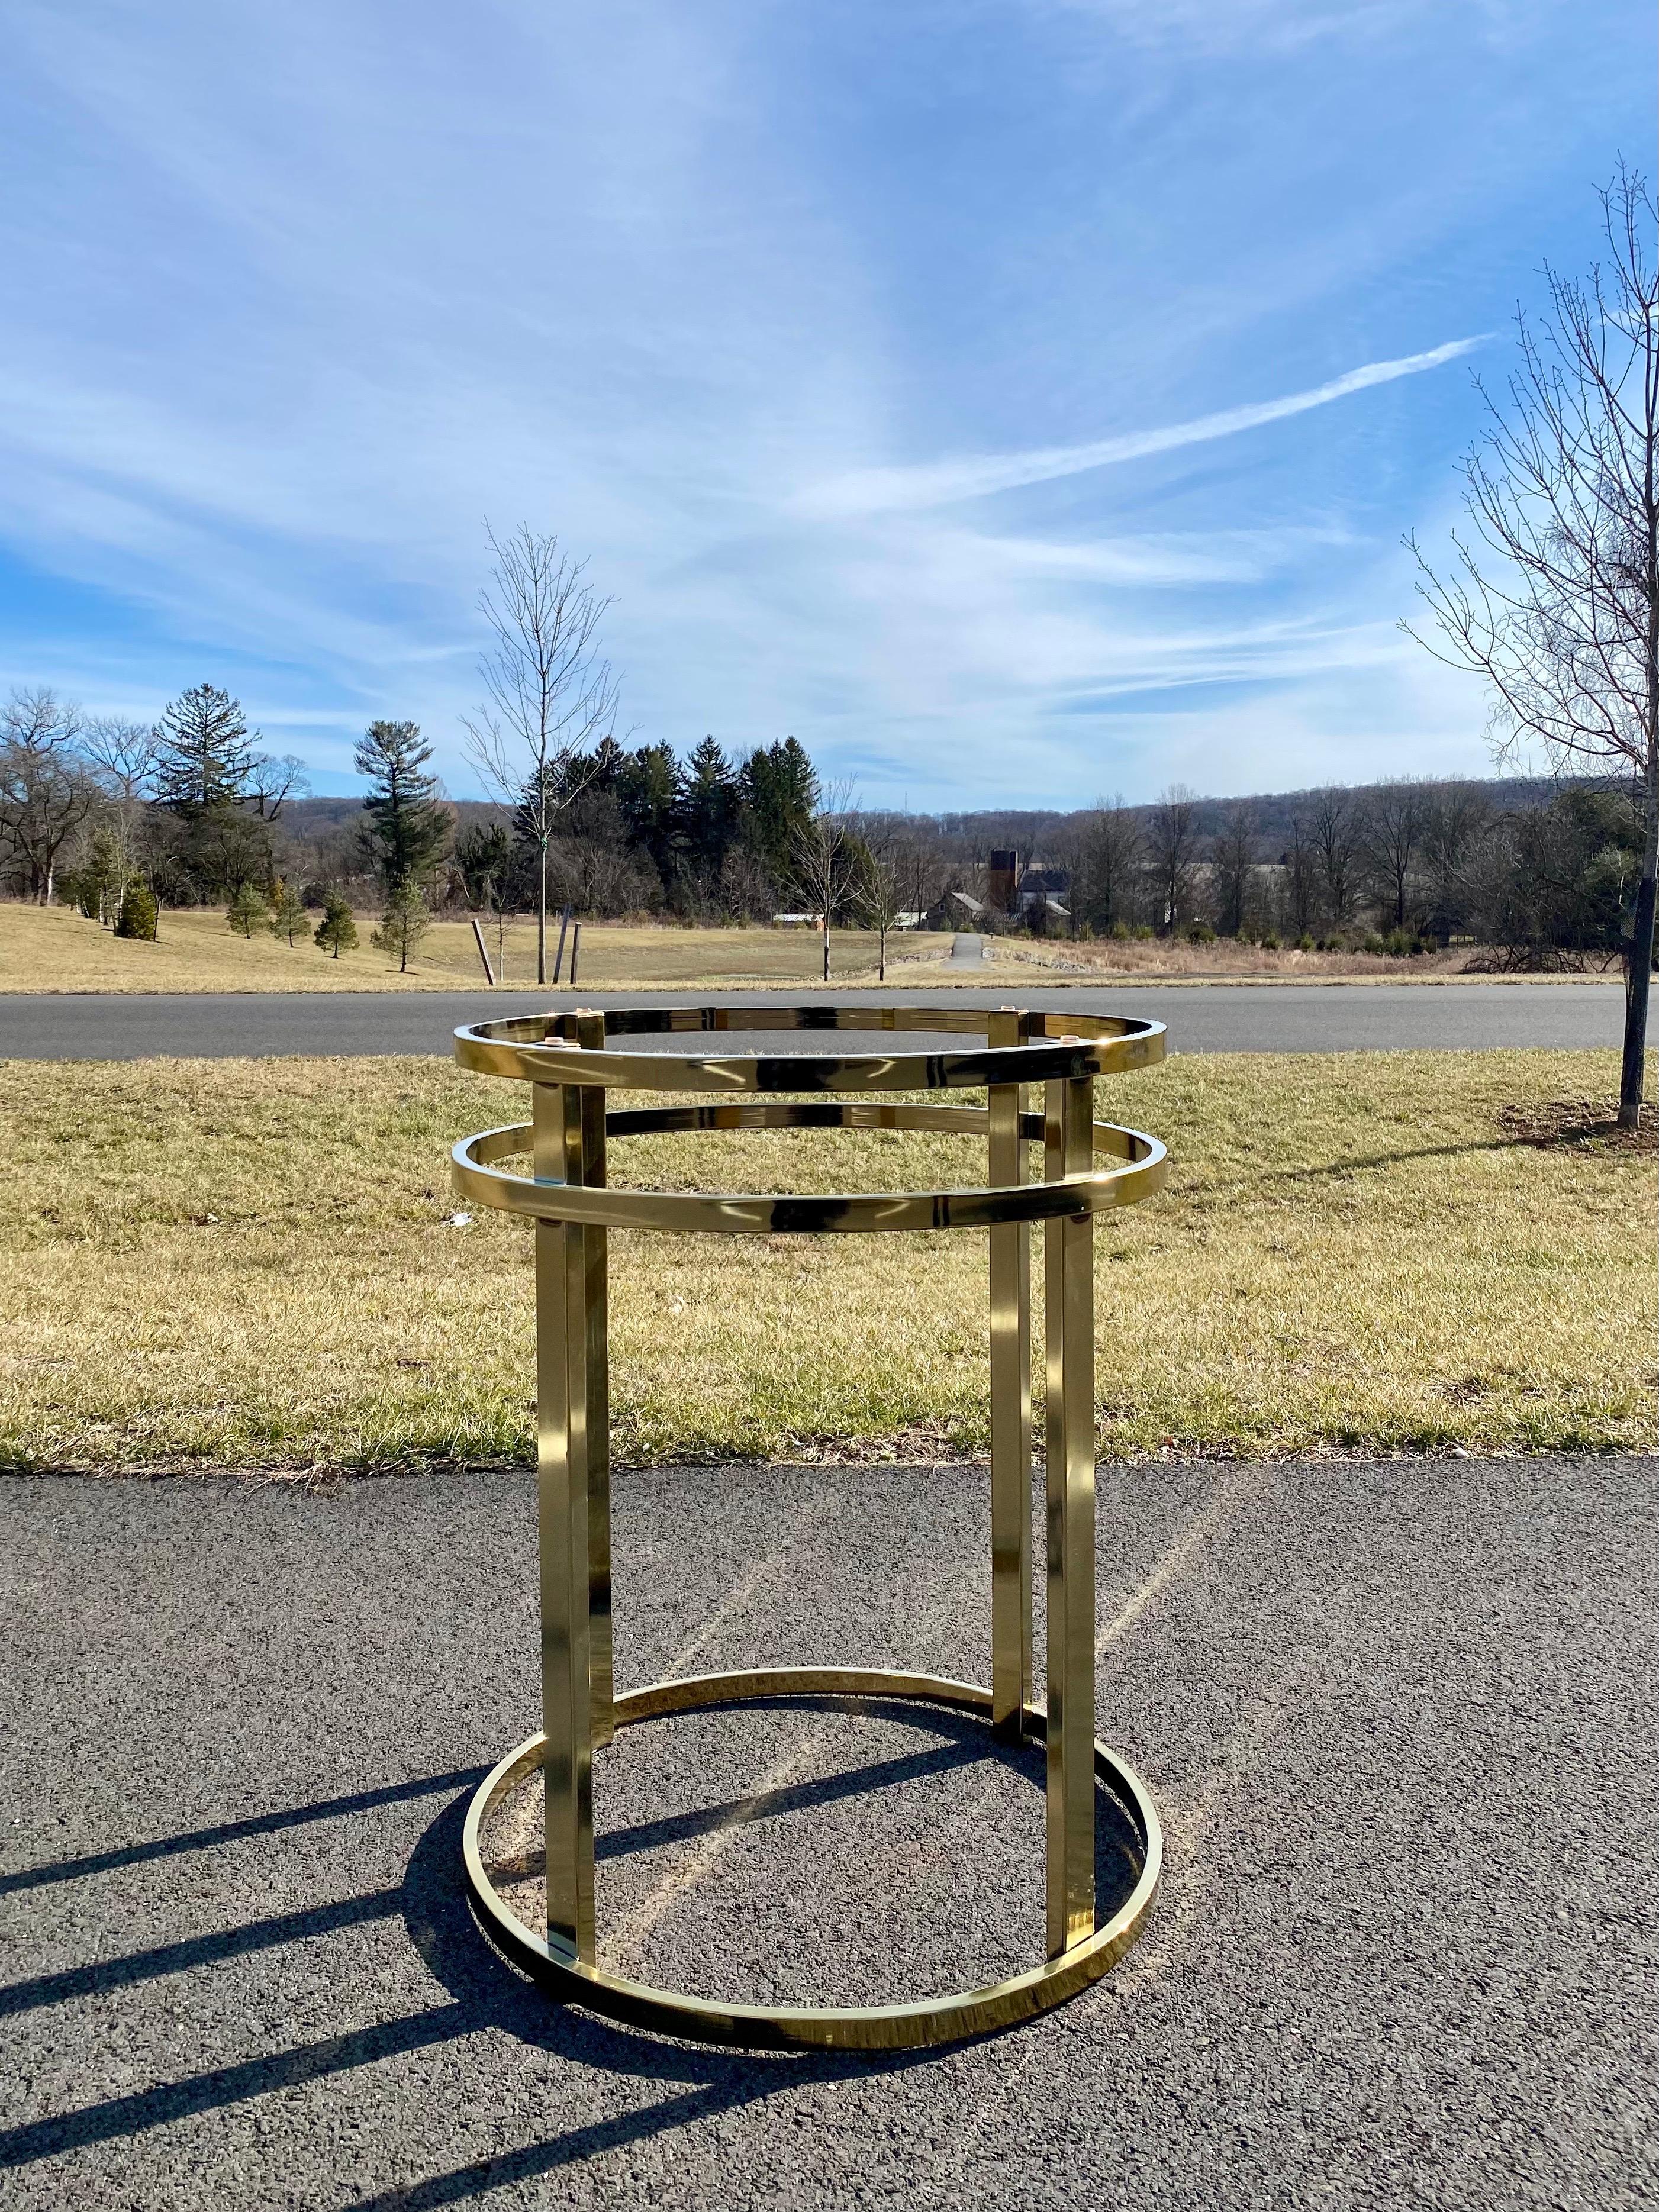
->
(453, 1001, 1165, 1095)
(463, 1667, 1163, 2053)
(451, 1097, 1166, 1236)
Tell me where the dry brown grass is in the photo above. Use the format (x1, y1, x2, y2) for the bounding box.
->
(0, 902, 957, 994)
(3, 901, 1605, 995)
(0, 1048, 1650, 1475)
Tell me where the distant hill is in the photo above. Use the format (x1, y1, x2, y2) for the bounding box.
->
(933, 775, 1565, 856)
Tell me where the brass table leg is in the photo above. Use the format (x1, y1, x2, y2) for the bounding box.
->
(533, 1071, 611, 1962)
(1044, 1075, 1097, 1956)
(987, 1012, 1031, 1741)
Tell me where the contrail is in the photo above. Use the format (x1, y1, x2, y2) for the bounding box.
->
(801, 337, 1487, 517)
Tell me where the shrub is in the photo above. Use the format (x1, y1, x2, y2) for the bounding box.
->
(1109, 918, 1132, 941)
(314, 891, 358, 959)
(1297, 933, 1316, 952)
(269, 879, 308, 947)
(1260, 930, 1281, 950)
(114, 880, 158, 941)
(1133, 923, 1154, 941)
(1187, 921, 1216, 944)
(227, 881, 270, 939)
(371, 876, 431, 974)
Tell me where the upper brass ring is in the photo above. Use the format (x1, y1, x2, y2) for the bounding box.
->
(454, 1002, 1165, 1095)
(450, 1098, 1167, 1236)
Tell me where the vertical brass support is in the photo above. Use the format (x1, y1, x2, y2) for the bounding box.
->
(574, 1012, 612, 1750)
(534, 1078, 596, 1962)
(987, 1011, 1031, 1739)
(1044, 1073, 1097, 1956)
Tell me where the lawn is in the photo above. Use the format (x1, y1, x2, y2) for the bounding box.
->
(2, 902, 1601, 994)
(0, 1049, 1649, 1474)
(0, 902, 953, 992)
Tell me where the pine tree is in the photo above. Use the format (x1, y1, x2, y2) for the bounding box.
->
(152, 685, 257, 814)
(114, 879, 158, 941)
(226, 880, 270, 937)
(314, 891, 358, 959)
(454, 818, 512, 908)
(354, 721, 451, 889)
(617, 743, 687, 898)
(371, 876, 431, 973)
(682, 736, 739, 901)
(739, 738, 819, 887)
(150, 683, 276, 899)
(269, 878, 307, 946)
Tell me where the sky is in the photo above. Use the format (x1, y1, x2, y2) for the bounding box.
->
(0, 1, 1651, 808)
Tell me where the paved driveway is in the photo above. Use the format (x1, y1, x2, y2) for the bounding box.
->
(1, 1455, 1651, 2209)
(0, 979, 1623, 1059)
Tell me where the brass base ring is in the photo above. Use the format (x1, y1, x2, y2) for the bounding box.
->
(462, 1666, 1162, 2052)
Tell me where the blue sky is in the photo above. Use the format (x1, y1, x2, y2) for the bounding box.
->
(1, 1, 1651, 805)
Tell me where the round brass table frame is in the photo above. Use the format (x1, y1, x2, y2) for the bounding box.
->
(451, 1002, 1169, 2052)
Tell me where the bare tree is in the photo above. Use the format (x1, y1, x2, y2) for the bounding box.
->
(1407, 163, 1658, 1126)
(82, 714, 158, 802)
(1147, 784, 1201, 936)
(248, 753, 310, 821)
(789, 779, 860, 984)
(0, 688, 96, 902)
(1419, 780, 1494, 943)
(1359, 779, 1429, 931)
(462, 523, 619, 985)
(80, 715, 160, 908)
(856, 831, 909, 983)
(1281, 809, 1319, 940)
(1075, 796, 1143, 933)
(1209, 802, 1258, 937)
(1308, 786, 1361, 928)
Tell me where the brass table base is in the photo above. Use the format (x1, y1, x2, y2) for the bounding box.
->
(449, 1004, 1171, 2055)
(463, 1666, 1163, 2053)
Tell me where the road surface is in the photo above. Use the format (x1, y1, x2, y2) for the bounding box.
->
(0, 980, 1623, 1059)
(1, 1455, 1651, 2208)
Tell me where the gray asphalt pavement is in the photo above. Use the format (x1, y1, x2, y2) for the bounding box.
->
(2, 1455, 1652, 2209)
(0, 979, 1625, 1058)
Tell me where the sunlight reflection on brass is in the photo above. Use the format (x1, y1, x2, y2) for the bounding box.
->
(451, 1002, 1168, 2050)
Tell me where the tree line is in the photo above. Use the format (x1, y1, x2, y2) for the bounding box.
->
(0, 672, 1644, 982)
(1050, 775, 1647, 968)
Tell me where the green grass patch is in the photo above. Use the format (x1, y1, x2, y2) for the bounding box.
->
(0, 1049, 1651, 1472)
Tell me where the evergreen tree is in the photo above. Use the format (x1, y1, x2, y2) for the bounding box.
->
(454, 818, 513, 908)
(114, 878, 158, 940)
(269, 878, 307, 946)
(353, 720, 451, 888)
(682, 736, 739, 899)
(226, 880, 270, 937)
(738, 738, 818, 886)
(314, 890, 358, 959)
(152, 685, 257, 814)
(151, 683, 275, 898)
(617, 743, 687, 898)
(371, 875, 431, 973)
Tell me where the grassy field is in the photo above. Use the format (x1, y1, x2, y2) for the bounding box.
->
(0, 902, 956, 992)
(1, 902, 1599, 993)
(0, 1049, 1650, 1474)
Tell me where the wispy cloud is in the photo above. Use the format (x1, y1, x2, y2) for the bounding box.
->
(799, 340, 1488, 517)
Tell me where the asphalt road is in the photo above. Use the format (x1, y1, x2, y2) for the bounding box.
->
(0, 979, 1624, 1059)
(2, 1455, 1652, 2209)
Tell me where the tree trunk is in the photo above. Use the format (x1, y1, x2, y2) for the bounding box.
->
(822, 916, 830, 982)
(1619, 758, 1658, 1127)
(537, 840, 548, 986)
(879, 923, 887, 984)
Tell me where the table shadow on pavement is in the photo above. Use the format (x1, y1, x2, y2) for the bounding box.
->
(1, 1697, 1144, 2200)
